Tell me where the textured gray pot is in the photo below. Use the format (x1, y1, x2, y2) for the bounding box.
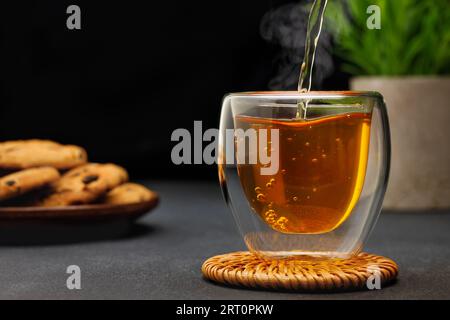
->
(351, 76, 450, 210)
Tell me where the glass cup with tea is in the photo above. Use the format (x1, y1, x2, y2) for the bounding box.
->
(218, 91, 390, 259)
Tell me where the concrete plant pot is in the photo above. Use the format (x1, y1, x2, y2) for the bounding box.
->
(351, 76, 450, 210)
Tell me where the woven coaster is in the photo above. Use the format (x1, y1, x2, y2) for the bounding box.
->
(202, 251, 398, 292)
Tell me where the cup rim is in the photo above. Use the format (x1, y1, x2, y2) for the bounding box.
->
(226, 90, 383, 99)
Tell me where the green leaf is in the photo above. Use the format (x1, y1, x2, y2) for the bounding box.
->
(326, 0, 450, 75)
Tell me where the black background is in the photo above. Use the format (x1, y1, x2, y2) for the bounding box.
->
(1, 0, 348, 179)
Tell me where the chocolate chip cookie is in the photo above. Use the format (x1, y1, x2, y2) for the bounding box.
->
(102, 183, 156, 205)
(36, 163, 128, 207)
(94, 163, 129, 189)
(0, 167, 60, 201)
(0, 139, 87, 170)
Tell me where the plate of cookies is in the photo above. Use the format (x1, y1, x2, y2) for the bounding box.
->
(0, 140, 159, 221)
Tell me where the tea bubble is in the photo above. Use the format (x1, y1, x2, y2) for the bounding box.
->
(293, 196, 298, 202)
(311, 158, 318, 163)
(277, 217, 288, 224)
(265, 212, 277, 224)
(276, 217, 289, 231)
(254, 187, 262, 194)
(265, 217, 275, 224)
(305, 142, 310, 147)
(257, 194, 266, 202)
(266, 179, 275, 188)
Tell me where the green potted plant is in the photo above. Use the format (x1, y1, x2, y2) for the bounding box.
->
(327, 0, 450, 210)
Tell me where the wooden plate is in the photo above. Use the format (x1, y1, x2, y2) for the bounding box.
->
(0, 194, 159, 221)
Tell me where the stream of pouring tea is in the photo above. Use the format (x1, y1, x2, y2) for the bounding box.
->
(235, 0, 373, 235)
(296, 0, 329, 119)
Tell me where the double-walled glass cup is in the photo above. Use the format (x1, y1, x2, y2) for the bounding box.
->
(218, 91, 390, 259)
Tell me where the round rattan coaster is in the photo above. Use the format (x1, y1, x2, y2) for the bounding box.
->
(202, 251, 398, 292)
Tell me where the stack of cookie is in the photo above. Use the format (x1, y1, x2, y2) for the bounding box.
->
(0, 140, 156, 207)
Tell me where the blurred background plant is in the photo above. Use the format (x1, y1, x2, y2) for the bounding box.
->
(326, 0, 450, 75)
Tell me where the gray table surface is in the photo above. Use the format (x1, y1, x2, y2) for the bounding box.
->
(0, 180, 449, 300)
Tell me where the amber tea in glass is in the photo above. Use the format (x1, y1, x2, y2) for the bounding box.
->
(219, 92, 390, 259)
(235, 112, 371, 234)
